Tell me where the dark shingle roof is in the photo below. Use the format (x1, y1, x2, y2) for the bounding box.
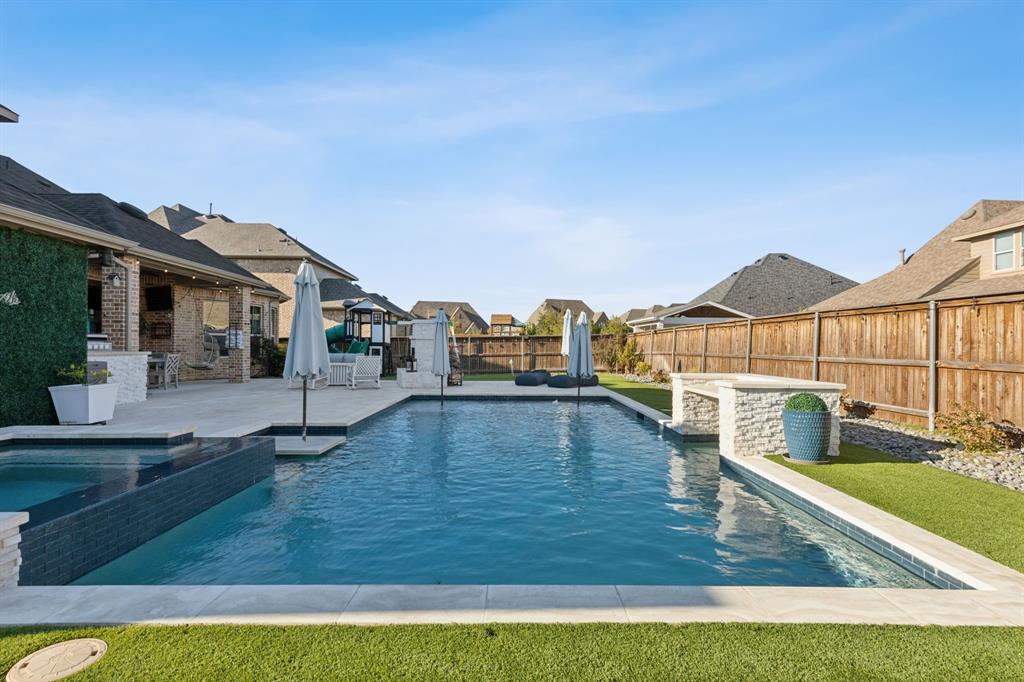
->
(319, 278, 411, 319)
(647, 254, 858, 320)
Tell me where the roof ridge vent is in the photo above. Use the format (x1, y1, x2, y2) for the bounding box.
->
(118, 201, 148, 220)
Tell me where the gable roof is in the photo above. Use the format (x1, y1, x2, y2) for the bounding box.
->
(410, 300, 489, 333)
(527, 298, 595, 325)
(490, 314, 524, 327)
(812, 200, 1024, 311)
(148, 205, 357, 281)
(635, 254, 857, 324)
(0, 156, 274, 290)
(318, 278, 411, 319)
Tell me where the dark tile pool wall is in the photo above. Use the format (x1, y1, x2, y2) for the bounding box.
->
(18, 438, 275, 586)
(722, 459, 972, 590)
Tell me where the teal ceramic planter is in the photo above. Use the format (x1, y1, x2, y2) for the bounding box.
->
(782, 409, 831, 463)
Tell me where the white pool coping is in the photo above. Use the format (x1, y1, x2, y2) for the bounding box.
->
(1, 381, 1022, 627)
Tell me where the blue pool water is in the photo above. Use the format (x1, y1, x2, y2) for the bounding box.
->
(77, 401, 928, 587)
(0, 444, 178, 510)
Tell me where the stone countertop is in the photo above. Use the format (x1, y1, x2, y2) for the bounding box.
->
(671, 372, 845, 391)
(86, 351, 152, 357)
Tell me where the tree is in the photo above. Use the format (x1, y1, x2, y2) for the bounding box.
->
(524, 309, 563, 336)
(597, 317, 630, 335)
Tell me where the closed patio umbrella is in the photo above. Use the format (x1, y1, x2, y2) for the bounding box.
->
(433, 309, 452, 405)
(560, 308, 574, 368)
(567, 311, 594, 407)
(283, 261, 331, 440)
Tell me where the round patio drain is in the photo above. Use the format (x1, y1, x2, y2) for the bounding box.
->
(6, 639, 107, 682)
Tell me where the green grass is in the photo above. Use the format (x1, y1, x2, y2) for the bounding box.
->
(593, 374, 672, 414)
(1, 624, 1021, 680)
(769, 443, 1024, 573)
(458, 373, 672, 414)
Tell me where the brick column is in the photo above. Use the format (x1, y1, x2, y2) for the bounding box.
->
(227, 286, 252, 383)
(100, 255, 140, 351)
(0, 512, 28, 590)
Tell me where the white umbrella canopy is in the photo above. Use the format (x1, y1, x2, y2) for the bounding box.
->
(283, 261, 331, 439)
(432, 309, 452, 403)
(560, 308, 574, 358)
(567, 311, 594, 406)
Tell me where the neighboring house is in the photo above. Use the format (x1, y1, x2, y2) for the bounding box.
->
(629, 253, 857, 330)
(490, 314, 525, 336)
(411, 301, 489, 334)
(527, 298, 595, 325)
(1, 156, 283, 425)
(149, 203, 361, 339)
(0, 104, 18, 123)
(813, 200, 1024, 311)
(590, 311, 609, 327)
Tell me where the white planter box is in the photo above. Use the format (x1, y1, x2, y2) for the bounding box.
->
(48, 383, 120, 425)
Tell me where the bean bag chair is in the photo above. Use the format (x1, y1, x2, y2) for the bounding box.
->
(547, 374, 600, 388)
(514, 369, 549, 386)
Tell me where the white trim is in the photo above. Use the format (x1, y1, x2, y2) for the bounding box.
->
(992, 229, 1015, 272)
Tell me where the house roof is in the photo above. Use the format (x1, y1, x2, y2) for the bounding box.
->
(490, 314, 524, 326)
(527, 298, 595, 324)
(636, 254, 857, 324)
(0, 156, 275, 291)
(0, 104, 19, 123)
(148, 205, 357, 281)
(812, 200, 1024, 311)
(318, 278, 411, 319)
(410, 301, 489, 333)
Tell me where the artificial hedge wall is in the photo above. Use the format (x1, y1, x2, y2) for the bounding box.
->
(0, 227, 88, 425)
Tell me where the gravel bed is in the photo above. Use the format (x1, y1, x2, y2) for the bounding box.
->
(622, 373, 671, 389)
(841, 417, 1024, 493)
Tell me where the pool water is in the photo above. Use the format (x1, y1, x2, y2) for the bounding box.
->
(0, 444, 177, 510)
(77, 401, 929, 587)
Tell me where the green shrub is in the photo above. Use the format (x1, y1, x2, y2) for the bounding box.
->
(617, 339, 644, 374)
(651, 369, 669, 384)
(55, 363, 110, 386)
(0, 228, 87, 425)
(784, 393, 828, 412)
(936, 405, 1013, 453)
(635, 360, 651, 375)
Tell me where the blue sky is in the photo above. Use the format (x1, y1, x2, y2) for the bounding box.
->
(2, 0, 1022, 319)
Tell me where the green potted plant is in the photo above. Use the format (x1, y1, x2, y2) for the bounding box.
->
(782, 392, 832, 463)
(48, 363, 118, 425)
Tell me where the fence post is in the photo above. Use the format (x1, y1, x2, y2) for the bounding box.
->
(745, 319, 753, 373)
(700, 324, 708, 372)
(928, 300, 938, 431)
(670, 327, 678, 373)
(650, 330, 656, 368)
(812, 312, 821, 381)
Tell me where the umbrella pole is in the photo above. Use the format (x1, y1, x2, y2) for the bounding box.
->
(577, 378, 581, 408)
(302, 377, 308, 441)
(441, 375, 445, 407)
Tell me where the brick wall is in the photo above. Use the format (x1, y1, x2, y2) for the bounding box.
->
(17, 437, 275, 586)
(101, 255, 140, 351)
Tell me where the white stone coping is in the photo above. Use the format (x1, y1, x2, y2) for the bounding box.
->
(0, 425, 195, 441)
(2, 382, 1022, 626)
(0, 583, 1020, 626)
(85, 351, 152, 357)
(0, 512, 28, 534)
(681, 382, 720, 399)
(671, 372, 845, 391)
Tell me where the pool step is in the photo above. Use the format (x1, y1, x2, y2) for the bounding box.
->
(273, 435, 346, 457)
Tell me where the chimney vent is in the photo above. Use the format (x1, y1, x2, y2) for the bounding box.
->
(899, 248, 906, 266)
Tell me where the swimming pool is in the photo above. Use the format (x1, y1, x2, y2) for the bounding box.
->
(77, 400, 929, 587)
(0, 443, 179, 510)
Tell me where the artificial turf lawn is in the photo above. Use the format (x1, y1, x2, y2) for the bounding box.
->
(768, 443, 1024, 573)
(460, 373, 672, 414)
(1, 623, 1021, 681)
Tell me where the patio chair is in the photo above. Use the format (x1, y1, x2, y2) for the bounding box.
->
(348, 355, 382, 389)
(150, 353, 181, 389)
(185, 331, 222, 369)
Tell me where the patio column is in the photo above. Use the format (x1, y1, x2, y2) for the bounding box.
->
(227, 286, 251, 383)
(100, 254, 140, 351)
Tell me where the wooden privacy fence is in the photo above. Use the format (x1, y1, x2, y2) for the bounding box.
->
(391, 294, 1022, 428)
(631, 294, 1023, 428)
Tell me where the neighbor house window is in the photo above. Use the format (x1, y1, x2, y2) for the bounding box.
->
(994, 230, 1015, 271)
(202, 300, 230, 356)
